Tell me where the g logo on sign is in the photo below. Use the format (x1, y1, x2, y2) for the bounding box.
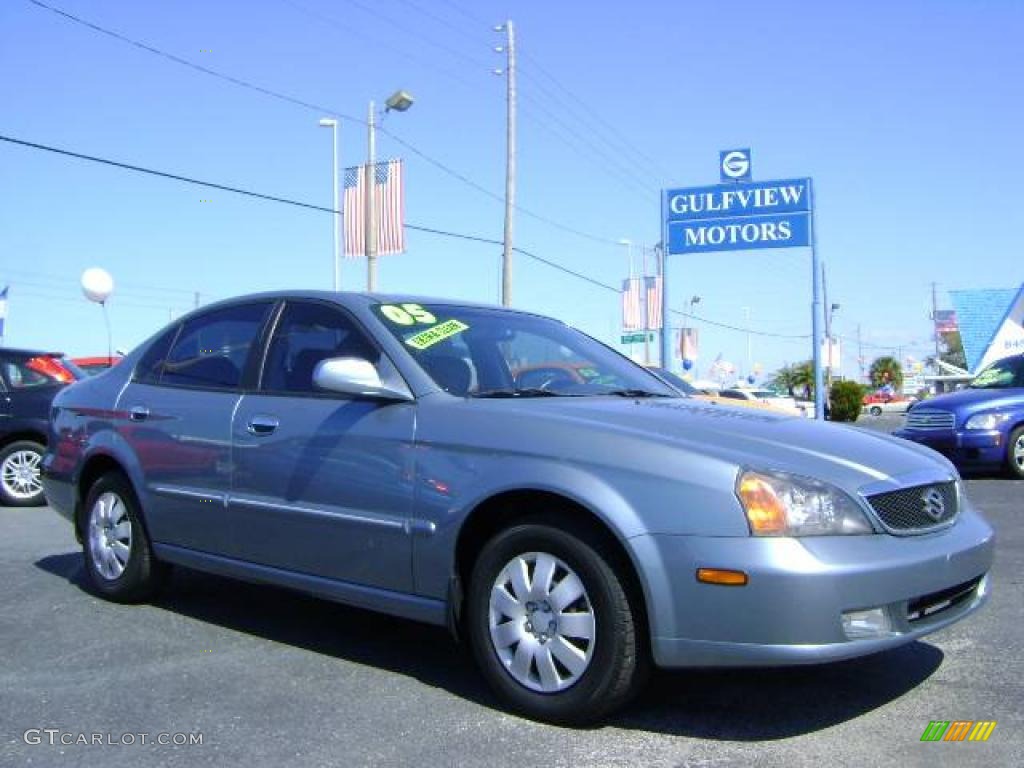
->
(720, 149, 752, 182)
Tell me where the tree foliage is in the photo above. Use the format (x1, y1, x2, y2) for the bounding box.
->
(869, 356, 903, 390)
(771, 361, 815, 398)
(939, 331, 966, 370)
(829, 380, 867, 422)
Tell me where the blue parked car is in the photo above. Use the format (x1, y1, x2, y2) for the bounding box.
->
(41, 292, 994, 723)
(895, 354, 1024, 479)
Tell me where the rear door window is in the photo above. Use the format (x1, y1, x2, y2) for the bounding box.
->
(161, 303, 273, 390)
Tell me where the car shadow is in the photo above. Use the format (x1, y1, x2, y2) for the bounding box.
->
(35, 552, 944, 739)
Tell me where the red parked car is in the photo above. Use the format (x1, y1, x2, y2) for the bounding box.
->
(71, 355, 122, 376)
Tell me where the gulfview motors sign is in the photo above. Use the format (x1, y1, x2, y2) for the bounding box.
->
(665, 154, 812, 255)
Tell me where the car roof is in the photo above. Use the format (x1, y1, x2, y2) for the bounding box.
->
(0, 347, 64, 358)
(176, 290, 556, 321)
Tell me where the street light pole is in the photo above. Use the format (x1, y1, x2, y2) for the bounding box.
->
(364, 91, 414, 292)
(319, 118, 340, 291)
(365, 101, 377, 292)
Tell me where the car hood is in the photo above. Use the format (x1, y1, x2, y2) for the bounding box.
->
(437, 396, 955, 495)
(915, 387, 1024, 413)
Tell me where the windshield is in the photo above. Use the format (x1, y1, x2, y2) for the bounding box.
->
(372, 303, 676, 398)
(647, 367, 698, 396)
(970, 356, 1024, 389)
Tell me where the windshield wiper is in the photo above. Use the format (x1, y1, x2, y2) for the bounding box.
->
(471, 388, 572, 398)
(604, 388, 673, 398)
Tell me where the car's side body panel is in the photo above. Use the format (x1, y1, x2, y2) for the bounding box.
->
(229, 393, 417, 592)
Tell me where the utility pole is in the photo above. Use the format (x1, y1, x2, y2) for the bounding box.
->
(365, 101, 378, 292)
(857, 323, 864, 383)
(495, 20, 516, 307)
(194, 291, 200, 309)
(742, 306, 752, 379)
(931, 281, 940, 367)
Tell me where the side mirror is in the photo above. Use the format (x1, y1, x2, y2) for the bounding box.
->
(312, 357, 413, 402)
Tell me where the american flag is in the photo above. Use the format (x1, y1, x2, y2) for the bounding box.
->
(622, 276, 663, 331)
(0, 285, 8, 341)
(678, 327, 699, 360)
(645, 276, 663, 330)
(343, 159, 405, 257)
(621, 278, 642, 331)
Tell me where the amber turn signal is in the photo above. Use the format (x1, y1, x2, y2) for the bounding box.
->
(696, 568, 749, 586)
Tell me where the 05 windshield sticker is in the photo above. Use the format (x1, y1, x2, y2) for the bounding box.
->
(379, 303, 437, 325)
(405, 319, 470, 350)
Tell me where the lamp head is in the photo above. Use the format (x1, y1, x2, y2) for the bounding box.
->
(384, 90, 414, 112)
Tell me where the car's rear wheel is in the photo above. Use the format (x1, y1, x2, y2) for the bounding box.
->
(1007, 426, 1024, 480)
(466, 519, 646, 724)
(0, 440, 46, 507)
(869, 405, 882, 417)
(82, 472, 167, 602)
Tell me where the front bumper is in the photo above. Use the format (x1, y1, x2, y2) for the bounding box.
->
(631, 507, 994, 668)
(894, 428, 1005, 467)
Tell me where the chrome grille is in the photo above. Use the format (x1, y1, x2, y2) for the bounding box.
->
(866, 481, 958, 533)
(904, 408, 955, 431)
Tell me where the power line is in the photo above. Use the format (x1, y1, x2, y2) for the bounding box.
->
(25, 0, 619, 247)
(276, 0, 491, 94)
(0, 132, 811, 341)
(518, 46, 666, 176)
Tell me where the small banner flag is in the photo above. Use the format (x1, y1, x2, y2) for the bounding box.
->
(343, 159, 406, 257)
(0, 285, 8, 341)
(621, 278, 642, 331)
(622, 276, 663, 332)
(645, 275, 663, 330)
(678, 327, 699, 361)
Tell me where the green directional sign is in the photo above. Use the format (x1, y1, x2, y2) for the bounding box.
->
(621, 332, 653, 344)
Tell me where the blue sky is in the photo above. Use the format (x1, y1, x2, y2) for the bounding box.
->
(2, 0, 1021, 382)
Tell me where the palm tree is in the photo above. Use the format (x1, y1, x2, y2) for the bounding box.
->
(792, 360, 815, 400)
(769, 364, 798, 396)
(772, 361, 814, 399)
(869, 356, 903, 391)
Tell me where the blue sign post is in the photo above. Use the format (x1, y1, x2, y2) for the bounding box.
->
(660, 160, 825, 419)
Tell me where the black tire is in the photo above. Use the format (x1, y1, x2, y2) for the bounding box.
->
(81, 472, 168, 603)
(869, 406, 882, 417)
(0, 440, 47, 507)
(466, 517, 647, 724)
(1007, 425, 1024, 480)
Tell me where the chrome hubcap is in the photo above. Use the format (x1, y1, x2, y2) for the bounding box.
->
(1, 449, 43, 500)
(1014, 435, 1024, 469)
(488, 552, 595, 693)
(87, 492, 132, 580)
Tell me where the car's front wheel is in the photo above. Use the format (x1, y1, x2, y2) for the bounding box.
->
(869, 405, 882, 417)
(82, 472, 167, 602)
(0, 440, 47, 507)
(466, 519, 646, 724)
(1007, 425, 1024, 480)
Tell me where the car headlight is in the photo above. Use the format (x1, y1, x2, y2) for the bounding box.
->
(964, 412, 1010, 430)
(737, 470, 874, 536)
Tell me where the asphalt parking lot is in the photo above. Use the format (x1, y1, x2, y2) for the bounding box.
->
(2, 434, 1021, 767)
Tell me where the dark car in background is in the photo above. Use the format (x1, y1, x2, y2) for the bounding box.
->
(895, 354, 1024, 478)
(1, 348, 83, 505)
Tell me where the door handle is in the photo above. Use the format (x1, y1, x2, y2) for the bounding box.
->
(129, 406, 150, 422)
(246, 415, 279, 436)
